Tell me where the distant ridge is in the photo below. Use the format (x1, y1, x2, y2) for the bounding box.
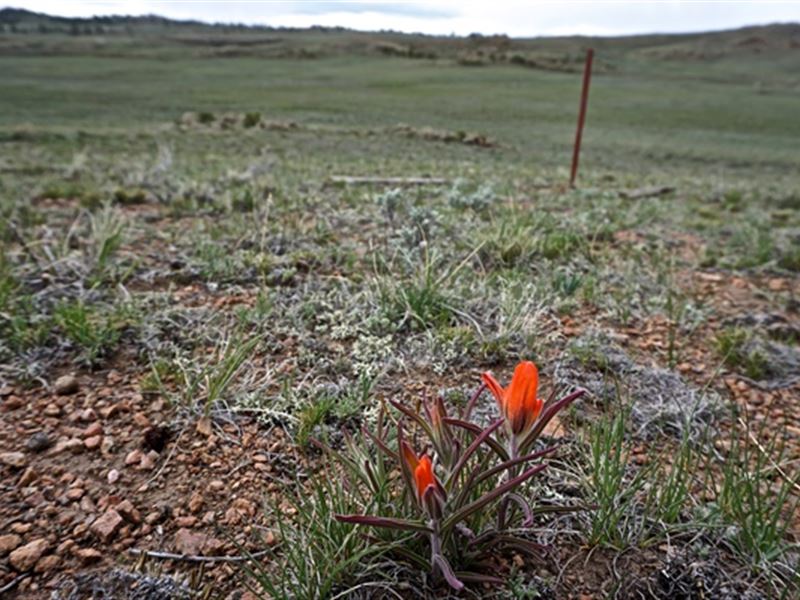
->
(1, 5, 798, 75)
(1, 6, 798, 40)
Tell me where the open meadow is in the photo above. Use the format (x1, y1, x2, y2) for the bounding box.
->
(0, 10, 799, 598)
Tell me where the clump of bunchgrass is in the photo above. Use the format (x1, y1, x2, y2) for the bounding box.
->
(583, 402, 650, 548)
(150, 331, 260, 417)
(710, 416, 800, 586)
(243, 467, 397, 599)
(54, 300, 123, 367)
(715, 327, 769, 380)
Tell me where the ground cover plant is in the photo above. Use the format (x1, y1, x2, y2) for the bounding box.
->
(0, 8, 798, 599)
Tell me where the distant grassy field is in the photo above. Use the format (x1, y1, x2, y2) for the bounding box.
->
(1, 22, 799, 180)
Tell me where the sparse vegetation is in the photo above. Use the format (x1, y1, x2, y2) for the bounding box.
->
(0, 7, 798, 599)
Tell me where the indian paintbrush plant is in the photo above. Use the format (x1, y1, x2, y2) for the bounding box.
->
(332, 360, 585, 590)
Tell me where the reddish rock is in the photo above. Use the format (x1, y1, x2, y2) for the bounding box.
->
(34, 554, 61, 573)
(132, 412, 151, 428)
(10, 522, 32, 534)
(65, 487, 85, 501)
(74, 547, 103, 564)
(224, 506, 241, 525)
(101, 436, 116, 454)
(1, 395, 24, 411)
(174, 528, 207, 556)
(196, 417, 213, 437)
(80, 495, 97, 513)
(202, 537, 225, 554)
(188, 492, 204, 514)
(52, 438, 84, 455)
(0, 533, 22, 556)
(232, 497, 254, 516)
(175, 516, 197, 528)
(0, 451, 27, 468)
(9, 538, 49, 571)
(91, 509, 123, 543)
(99, 404, 123, 419)
(139, 450, 159, 470)
(44, 403, 62, 417)
(54, 374, 79, 395)
(84, 435, 102, 450)
(125, 449, 143, 466)
(83, 422, 103, 438)
(57, 511, 76, 526)
(56, 540, 76, 556)
(116, 500, 141, 524)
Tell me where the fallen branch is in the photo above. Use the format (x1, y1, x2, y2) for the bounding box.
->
(128, 548, 271, 563)
(0, 573, 29, 594)
(328, 176, 449, 186)
(619, 186, 675, 200)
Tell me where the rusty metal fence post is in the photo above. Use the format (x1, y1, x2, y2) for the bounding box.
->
(569, 48, 594, 188)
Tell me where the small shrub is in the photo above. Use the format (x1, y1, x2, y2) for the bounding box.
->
(374, 187, 404, 221)
(197, 111, 216, 125)
(243, 112, 261, 128)
(722, 189, 745, 212)
(777, 246, 800, 272)
(54, 300, 122, 366)
(447, 182, 495, 213)
(539, 229, 584, 260)
(715, 328, 768, 379)
(113, 187, 147, 205)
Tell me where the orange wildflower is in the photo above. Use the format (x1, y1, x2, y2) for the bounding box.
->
(481, 361, 542, 436)
(414, 455, 436, 502)
(401, 443, 438, 501)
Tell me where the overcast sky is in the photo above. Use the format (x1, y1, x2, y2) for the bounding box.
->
(5, 1, 800, 37)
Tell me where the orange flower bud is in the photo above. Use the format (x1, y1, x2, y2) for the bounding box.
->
(414, 455, 436, 502)
(481, 361, 542, 436)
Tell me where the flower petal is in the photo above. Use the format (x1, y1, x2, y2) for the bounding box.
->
(401, 440, 418, 473)
(481, 372, 506, 412)
(506, 361, 539, 434)
(414, 455, 435, 501)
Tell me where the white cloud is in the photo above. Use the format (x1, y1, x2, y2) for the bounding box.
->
(6, 1, 800, 36)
